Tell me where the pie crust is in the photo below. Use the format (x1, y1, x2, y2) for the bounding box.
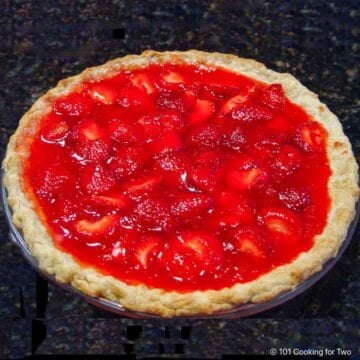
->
(3, 50, 359, 317)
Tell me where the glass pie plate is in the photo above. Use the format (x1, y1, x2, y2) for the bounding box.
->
(1, 176, 359, 319)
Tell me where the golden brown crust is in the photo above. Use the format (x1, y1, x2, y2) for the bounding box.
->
(3, 50, 359, 317)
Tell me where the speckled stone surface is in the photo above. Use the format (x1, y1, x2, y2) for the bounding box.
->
(0, 0, 359, 358)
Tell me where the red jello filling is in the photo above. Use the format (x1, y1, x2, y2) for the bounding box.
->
(25, 64, 331, 292)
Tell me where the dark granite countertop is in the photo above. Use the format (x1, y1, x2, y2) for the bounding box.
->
(0, 1, 359, 358)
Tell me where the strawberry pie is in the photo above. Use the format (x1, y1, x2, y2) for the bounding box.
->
(3, 51, 359, 317)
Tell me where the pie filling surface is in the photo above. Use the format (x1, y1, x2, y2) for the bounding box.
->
(24, 63, 331, 292)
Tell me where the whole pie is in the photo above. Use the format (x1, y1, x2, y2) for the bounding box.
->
(3, 50, 359, 317)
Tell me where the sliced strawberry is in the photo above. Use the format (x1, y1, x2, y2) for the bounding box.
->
(80, 122, 103, 141)
(132, 197, 173, 232)
(259, 206, 303, 242)
(270, 144, 303, 176)
(263, 115, 291, 136)
(163, 71, 185, 84)
(34, 163, 76, 198)
(196, 83, 232, 101)
(88, 83, 118, 105)
(279, 188, 311, 212)
(187, 123, 222, 149)
(157, 93, 186, 113)
(233, 201, 256, 224)
(225, 153, 258, 171)
(162, 231, 223, 280)
(154, 151, 189, 188)
(89, 193, 130, 209)
(41, 120, 69, 143)
(233, 226, 267, 258)
(109, 146, 149, 179)
(72, 119, 105, 141)
(293, 122, 326, 152)
(208, 207, 256, 230)
(258, 84, 285, 111)
(263, 185, 279, 201)
(183, 89, 197, 110)
(238, 238, 266, 258)
(152, 129, 183, 154)
(196, 86, 219, 102)
(137, 115, 162, 142)
(108, 119, 144, 145)
(99, 106, 129, 124)
(194, 150, 222, 168)
(131, 73, 156, 94)
(179, 232, 222, 260)
(221, 85, 257, 114)
(221, 94, 248, 114)
(75, 215, 117, 236)
(216, 190, 243, 209)
(124, 174, 162, 196)
(134, 236, 161, 268)
(75, 138, 112, 162)
(231, 103, 274, 123)
(157, 110, 185, 130)
(155, 151, 189, 173)
(222, 124, 247, 151)
(81, 163, 116, 194)
(215, 191, 255, 225)
(187, 166, 218, 193)
(266, 218, 293, 236)
(225, 168, 269, 191)
(53, 92, 93, 117)
(170, 193, 214, 221)
(252, 139, 282, 162)
(209, 212, 243, 229)
(204, 83, 240, 97)
(187, 99, 215, 126)
(118, 85, 152, 109)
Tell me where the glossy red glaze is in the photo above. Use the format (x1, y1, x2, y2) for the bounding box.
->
(25, 64, 331, 292)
